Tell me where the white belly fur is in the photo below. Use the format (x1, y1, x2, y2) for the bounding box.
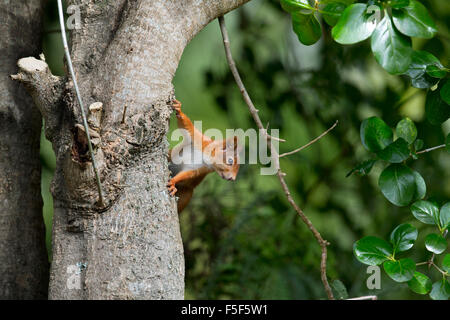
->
(169, 143, 212, 176)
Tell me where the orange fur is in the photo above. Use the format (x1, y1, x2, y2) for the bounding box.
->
(167, 99, 240, 213)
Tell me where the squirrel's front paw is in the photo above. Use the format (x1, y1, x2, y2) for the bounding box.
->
(172, 99, 182, 115)
(167, 180, 177, 196)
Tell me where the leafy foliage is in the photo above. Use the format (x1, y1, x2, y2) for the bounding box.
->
(280, 0, 450, 124)
(351, 113, 448, 298)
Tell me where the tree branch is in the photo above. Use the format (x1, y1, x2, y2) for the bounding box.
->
(416, 144, 446, 154)
(218, 15, 335, 300)
(10, 55, 64, 139)
(347, 295, 378, 300)
(279, 121, 339, 158)
(197, 0, 252, 22)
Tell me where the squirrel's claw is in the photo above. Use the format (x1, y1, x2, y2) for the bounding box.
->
(167, 181, 177, 196)
(172, 99, 182, 114)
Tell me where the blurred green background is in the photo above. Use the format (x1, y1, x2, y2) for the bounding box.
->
(40, 0, 450, 299)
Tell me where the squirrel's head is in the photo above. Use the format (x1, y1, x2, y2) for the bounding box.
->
(209, 136, 240, 181)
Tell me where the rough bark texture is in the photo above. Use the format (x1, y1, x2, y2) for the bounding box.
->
(0, 0, 49, 299)
(13, 0, 250, 299)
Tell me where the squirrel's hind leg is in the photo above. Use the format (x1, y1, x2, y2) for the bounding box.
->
(176, 187, 194, 213)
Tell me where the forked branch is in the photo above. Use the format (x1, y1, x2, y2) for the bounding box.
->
(218, 15, 335, 300)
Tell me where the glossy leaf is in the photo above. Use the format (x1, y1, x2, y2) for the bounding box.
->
(426, 65, 447, 79)
(412, 170, 426, 201)
(430, 279, 450, 300)
(414, 139, 424, 152)
(353, 236, 393, 266)
(446, 134, 450, 154)
(376, 138, 410, 163)
(443, 254, 450, 274)
(396, 118, 417, 144)
(425, 85, 450, 125)
(411, 200, 439, 225)
(360, 117, 393, 152)
(407, 272, 432, 294)
(392, 0, 437, 39)
(280, 0, 312, 13)
(371, 14, 412, 74)
(346, 159, 377, 177)
(440, 202, 450, 230)
(404, 51, 443, 89)
(390, 223, 417, 253)
(441, 80, 450, 105)
(425, 233, 447, 254)
(292, 12, 322, 45)
(319, 0, 355, 4)
(383, 258, 415, 282)
(331, 280, 349, 299)
(390, 0, 410, 9)
(323, 2, 348, 27)
(379, 164, 416, 207)
(332, 4, 377, 44)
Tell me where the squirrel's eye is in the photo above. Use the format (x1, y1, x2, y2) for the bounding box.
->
(227, 157, 234, 165)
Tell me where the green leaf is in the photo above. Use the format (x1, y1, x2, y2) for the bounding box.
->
(390, 0, 410, 9)
(346, 159, 378, 177)
(412, 170, 426, 201)
(331, 3, 377, 44)
(442, 254, 450, 273)
(411, 200, 439, 225)
(414, 139, 424, 151)
(292, 12, 322, 45)
(441, 80, 450, 105)
(319, 0, 355, 4)
(408, 272, 432, 294)
(396, 118, 417, 144)
(430, 279, 450, 300)
(360, 117, 393, 152)
(446, 134, 450, 154)
(404, 51, 443, 89)
(392, 0, 437, 39)
(425, 233, 447, 254)
(331, 280, 349, 299)
(323, 2, 348, 27)
(353, 236, 393, 266)
(425, 85, 450, 125)
(379, 164, 416, 207)
(383, 258, 415, 282)
(440, 203, 450, 230)
(390, 223, 418, 253)
(280, 0, 313, 13)
(426, 65, 447, 79)
(376, 138, 411, 163)
(371, 14, 412, 75)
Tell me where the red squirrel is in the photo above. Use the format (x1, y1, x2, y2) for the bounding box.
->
(167, 99, 240, 212)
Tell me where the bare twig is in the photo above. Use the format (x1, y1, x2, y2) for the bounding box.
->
(416, 144, 446, 154)
(279, 121, 338, 158)
(417, 260, 448, 276)
(264, 122, 286, 142)
(347, 295, 378, 300)
(57, 0, 104, 207)
(219, 15, 334, 300)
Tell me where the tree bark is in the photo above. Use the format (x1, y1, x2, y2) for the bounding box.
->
(0, 0, 49, 299)
(13, 0, 250, 299)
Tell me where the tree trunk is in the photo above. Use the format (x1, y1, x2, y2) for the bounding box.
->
(12, 0, 249, 299)
(0, 0, 49, 299)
